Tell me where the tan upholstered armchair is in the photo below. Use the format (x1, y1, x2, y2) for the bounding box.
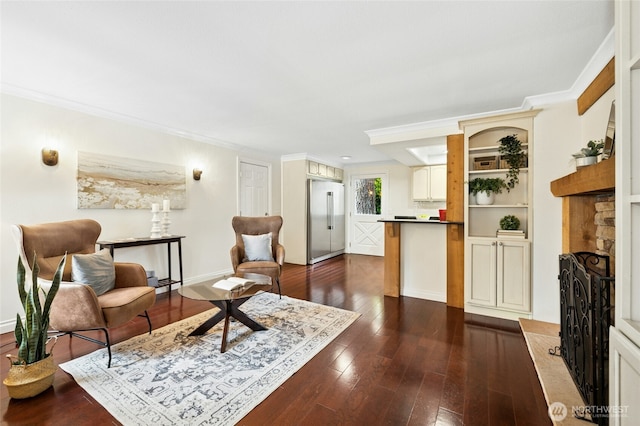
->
(12, 219, 156, 367)
(230, 216, 285, 297)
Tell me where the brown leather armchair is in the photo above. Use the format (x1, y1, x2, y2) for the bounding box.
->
(230, 216, 285, 297)
(12, 219, 156, 367)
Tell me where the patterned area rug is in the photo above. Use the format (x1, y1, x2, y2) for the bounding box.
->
(60, 292, 360, 425)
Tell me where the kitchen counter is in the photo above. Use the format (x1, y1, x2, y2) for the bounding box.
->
(380, 219, 464, 302)
(378, 218, 464, 225)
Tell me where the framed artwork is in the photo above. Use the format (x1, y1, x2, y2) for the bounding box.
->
(603, 100, 615, 160)
(77, 152, 186, 209)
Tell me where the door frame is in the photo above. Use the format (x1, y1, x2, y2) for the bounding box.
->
(237, 157, 273, 216)
(346, 171, 388, 256)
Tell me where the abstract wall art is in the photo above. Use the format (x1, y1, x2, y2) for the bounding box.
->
(77, 152, 186, 209)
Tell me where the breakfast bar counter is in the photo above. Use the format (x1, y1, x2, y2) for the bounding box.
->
(378, 218, 464, 302)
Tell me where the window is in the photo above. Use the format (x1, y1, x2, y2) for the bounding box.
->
(354, 177, 382, 215)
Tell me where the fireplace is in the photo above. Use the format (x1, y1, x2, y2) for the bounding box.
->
(557, 252, 614, 424)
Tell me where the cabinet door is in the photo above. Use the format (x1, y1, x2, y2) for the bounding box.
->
(308, 161, 319, 175)
(411, 167, 430, 200)
(496, 240, 530, 311)
(467, 239, 497, 306)
(429, 165, 447, 201)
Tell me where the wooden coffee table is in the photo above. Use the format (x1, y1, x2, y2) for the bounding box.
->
(178, 272, 272, 352)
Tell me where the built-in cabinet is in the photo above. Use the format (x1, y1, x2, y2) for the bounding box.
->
(308, 160, 343, 181)
(460, 110, 538, 320)
(468, 239, 530, 312)
(610, 1, 640, 421)
(411, 164, 446, 201)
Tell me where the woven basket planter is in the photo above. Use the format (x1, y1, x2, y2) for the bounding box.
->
(3, 353, 56, 399)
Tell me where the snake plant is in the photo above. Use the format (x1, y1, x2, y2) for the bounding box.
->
(14, 254, 65, 365)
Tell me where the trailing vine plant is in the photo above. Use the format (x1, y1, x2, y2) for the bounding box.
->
(498, 134, 526, 191)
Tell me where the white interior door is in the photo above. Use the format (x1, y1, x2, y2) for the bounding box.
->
(349, 173, 386, 256)
(239, 161, 270, 217)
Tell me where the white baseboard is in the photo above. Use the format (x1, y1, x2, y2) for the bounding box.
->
(464, 303, 532, 321)
(0, 318, 17, 336)
(401, 288, 446, 303)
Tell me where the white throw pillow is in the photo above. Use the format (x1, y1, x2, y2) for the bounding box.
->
(71, 248, 116, 296)
(242, 233, 274, 262)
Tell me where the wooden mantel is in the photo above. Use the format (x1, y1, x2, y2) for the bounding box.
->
(550, 158, 615, 253)
(550, 156, 615, 197)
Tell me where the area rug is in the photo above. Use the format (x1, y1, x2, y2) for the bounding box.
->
(60, 292, 360, 425)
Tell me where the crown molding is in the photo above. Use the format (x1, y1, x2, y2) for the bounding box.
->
(280, 153, 344, 169)
(366, 27, 615, 143)
(280, 153, 309, 162)
(1, 83, 242, 151)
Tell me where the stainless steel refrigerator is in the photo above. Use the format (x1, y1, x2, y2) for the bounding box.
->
(307, 179, 345, 264)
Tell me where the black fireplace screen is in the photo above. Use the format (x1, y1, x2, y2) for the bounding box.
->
(556, 252, 613, 424)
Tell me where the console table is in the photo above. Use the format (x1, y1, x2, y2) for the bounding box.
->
(98, 235, 185, 295)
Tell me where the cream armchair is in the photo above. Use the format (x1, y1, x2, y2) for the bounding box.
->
(12, 219, 156, 367)
(230, 216, 285, 298)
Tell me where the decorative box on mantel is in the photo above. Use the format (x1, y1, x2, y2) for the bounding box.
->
(550, 157, 615, 255)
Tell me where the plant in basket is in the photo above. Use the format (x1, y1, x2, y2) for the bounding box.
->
(3, 254, 65, 399)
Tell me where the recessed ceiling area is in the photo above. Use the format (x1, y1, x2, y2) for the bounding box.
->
(0, 1, 614, 165)
(407, 144, 448, 166)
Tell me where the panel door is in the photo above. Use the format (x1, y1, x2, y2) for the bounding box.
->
(496, 240, 530, 311)
(350, 173, 385, 256)
(239, 161, 269, 217)
(467, 239, 497, 306)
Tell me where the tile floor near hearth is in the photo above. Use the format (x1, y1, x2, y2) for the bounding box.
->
(519, 319, 594, 425)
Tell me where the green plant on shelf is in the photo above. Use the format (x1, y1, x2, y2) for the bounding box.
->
(468, 177, 507, 196)
(498, 134, 525, 191)
(499, 215, 521, 230)
(573, 139, 604, 158)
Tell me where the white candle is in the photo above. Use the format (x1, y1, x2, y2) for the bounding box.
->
(151, 203, 160, 212)
(163, 199, 170, 211)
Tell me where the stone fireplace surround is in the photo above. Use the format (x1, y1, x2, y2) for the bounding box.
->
(595, 193, 615, 267)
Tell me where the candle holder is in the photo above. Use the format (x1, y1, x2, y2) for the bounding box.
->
(161, 210, 171, 237)
(150, 204, 161, 238)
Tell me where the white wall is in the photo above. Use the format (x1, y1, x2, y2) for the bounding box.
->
(0, 94, 281, 333)
(532, 89, 614, 323)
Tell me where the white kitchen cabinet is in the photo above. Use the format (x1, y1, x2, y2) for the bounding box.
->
(306, 160, 342, 182)
(411, 164, 446, 201)
(466, 238, 531, 318)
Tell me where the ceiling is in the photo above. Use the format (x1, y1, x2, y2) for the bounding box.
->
(1, 1, 614, 166)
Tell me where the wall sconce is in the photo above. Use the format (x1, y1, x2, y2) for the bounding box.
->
(193, 168, 203, 181)
(42, 148, 59, 166)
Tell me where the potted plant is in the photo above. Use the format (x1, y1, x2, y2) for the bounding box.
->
(499, 214, 521, 230)
(469, 177, 507, 205)
(498, 134, 526, 191)
(573, 139, 604, 168)
(3, 254, 65, 399)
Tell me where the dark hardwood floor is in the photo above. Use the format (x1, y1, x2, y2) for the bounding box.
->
(1, 254, 551, 425)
